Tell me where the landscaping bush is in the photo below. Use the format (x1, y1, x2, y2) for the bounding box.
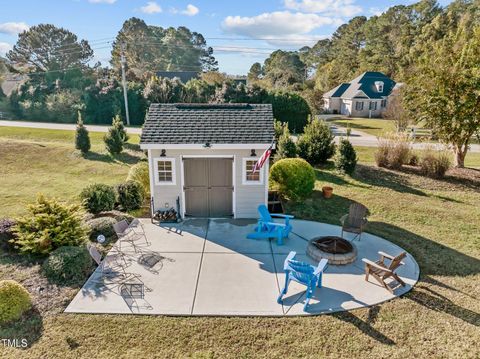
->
(42, 246, 93, 286)
(275, 124, 297, 161)
(75, 112, 90, 154)
(127, 161, 150, 197)
(420, 150, 452, 178)
(334, 138, 358, 174)
(374, 133, 411, 170)
(104, 118, 124, 155)
(0, 280, 32, 324)
(297, 118, 336, 165)
(112, 114, 129, 142)
(269, 158, 316, 201)
(80, 183, 116, 214)
(116, 181, 145, 211)
(12, 195, 88, 255)
(86, 216, 118, 242)
(0, 218, 16, 250)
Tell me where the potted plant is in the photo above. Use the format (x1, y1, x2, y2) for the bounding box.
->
(322, 186, 333, 198)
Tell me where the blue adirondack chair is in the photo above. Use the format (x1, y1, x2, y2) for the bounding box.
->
(277, 251, 328, 312)
(246, 205, 294, 245)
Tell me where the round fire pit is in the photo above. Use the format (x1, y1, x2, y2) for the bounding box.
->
(307, 236, 357, 265)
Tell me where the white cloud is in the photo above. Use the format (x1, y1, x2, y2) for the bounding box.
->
(140, 1, 162, 14)
(171, 4, 200, 16)
(0, 42, 12, 56)
(222, 11, 341, 44)
(88, 0, 117, 4)
(182, 4, 199, 16)
(0, 22, 29, 35)
(284, 0, 362, 17)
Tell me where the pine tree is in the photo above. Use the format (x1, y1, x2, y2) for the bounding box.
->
(104, 118, 124, 155)
(275, 124, 297, 160)
(75, 112, 90, 154)
(112, 114, 129, 142)
(334, 138, 357, 174)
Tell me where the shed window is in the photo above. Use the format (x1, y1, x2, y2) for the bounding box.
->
(369, 102, 377, 110)
(381, 99, 387, 108)
(242, 158, 264, 185)
(355, 101, 364, 111)
(154, 158, 176, 185)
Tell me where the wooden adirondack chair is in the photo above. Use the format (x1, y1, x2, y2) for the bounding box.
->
(246, 204, 294, 245)
(362, 251, 406, 293)
(340, 203, 369, 241)
(277, 251, 328, 312)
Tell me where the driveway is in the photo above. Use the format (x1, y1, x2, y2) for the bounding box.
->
(65, 218, 419, 316)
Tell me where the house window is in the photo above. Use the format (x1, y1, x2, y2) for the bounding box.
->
(369, 102, 377, 111)
(153, 158, 176, 185)
(242, 158, 264, 185)
(381, 99, 387, 108)
(375, 81, 384, 92)
(355, 101, 364, 111)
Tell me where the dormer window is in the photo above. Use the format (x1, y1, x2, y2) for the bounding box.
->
(375, 81, 384, 93)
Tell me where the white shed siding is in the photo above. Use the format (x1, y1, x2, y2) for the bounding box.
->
(148, 148, 267, 218)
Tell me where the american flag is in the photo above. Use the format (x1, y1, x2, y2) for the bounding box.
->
(252, 143, 273, 173)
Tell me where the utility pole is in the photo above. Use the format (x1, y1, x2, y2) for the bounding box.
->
(120, 42, 130, 126)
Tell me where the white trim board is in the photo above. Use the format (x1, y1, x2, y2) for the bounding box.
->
(152, 157, 176, 186)
(140, 143, 273, 150)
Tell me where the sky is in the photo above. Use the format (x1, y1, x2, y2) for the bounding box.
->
(0, 0, 452, 75)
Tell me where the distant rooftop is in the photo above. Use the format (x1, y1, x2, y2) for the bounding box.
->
(323, 72, 396, 99)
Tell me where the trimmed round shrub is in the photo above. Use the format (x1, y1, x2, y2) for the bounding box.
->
(127, 161, 150, 197)
(0, 280, 32, 324)
(116, 181, 145, 211)
(12, 195, 88, 255)
(80, 183, 116, 214)
(86, 216, 118, 242)
(270, 158, 316, 201)
(42, 246, 93, 286)
(0, 218, 16, 250)
(297, 118, 336, 165)
(334, 138, 357, 174)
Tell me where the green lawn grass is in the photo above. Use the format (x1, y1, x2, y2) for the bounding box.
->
(0, 127, 143, 217)
(1, 127, 479, 358)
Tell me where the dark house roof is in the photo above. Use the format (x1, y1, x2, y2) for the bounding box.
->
(140, 103, 274, 145)
(323, 72, 396, 99)
(156, 71, 199, 83)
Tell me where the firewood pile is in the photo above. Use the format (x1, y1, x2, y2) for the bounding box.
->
(153, 208, 178, 222)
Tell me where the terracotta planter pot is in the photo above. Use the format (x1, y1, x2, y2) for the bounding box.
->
(322, 186, 333, 199)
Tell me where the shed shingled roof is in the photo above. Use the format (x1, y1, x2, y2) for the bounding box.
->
(140, 103, 275, 145)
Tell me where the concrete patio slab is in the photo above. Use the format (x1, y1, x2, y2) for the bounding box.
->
(193, 253, 282, 315)
(204, 219, 271, 254)
(66, 218, 420, 317)
(142, 221, 206, 253)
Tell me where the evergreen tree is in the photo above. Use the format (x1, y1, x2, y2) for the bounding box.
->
(104, 118, 124, 155)
(334, 138, 358, 174)
(275, 124, 297, 161)
(112, 114, 129, 142)
(75, 112, 90, 154)
(297, 117, 336, 165)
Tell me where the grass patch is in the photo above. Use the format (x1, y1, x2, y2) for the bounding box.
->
(0, 127, 479, 358)
(0, 127, 143, 217)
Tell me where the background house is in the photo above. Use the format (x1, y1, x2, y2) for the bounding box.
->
(156, 71, 199, 83)
(323, 72, 397, 118)
(139, 103, 274, 218)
